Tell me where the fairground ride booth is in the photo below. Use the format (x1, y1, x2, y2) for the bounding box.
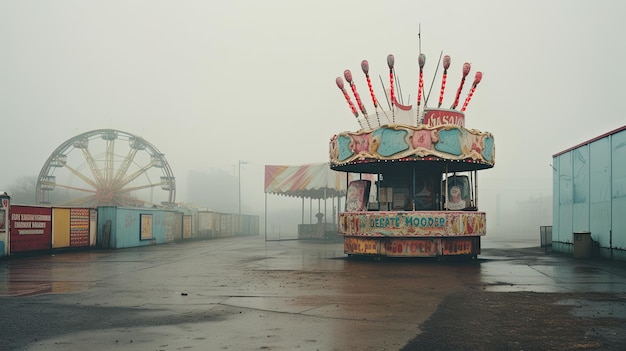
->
(264, 163, 365, 240)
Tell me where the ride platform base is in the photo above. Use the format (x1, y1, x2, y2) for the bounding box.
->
(343, 235, 481, 259)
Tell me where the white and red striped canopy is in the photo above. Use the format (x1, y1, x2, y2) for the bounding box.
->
(264, 163, 352, 199)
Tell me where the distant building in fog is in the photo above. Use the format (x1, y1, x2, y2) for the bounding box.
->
(515, 194, 552, 235)
(186, 169, 237, 213)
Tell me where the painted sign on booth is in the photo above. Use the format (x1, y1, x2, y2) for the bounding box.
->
(423, 109, 465, 127)
(10, 205, 53, 253)
(339, 211, 486, 237)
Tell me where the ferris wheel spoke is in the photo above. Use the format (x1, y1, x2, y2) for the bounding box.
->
(80, 148, 106, 186)
(115, 182, 160, 193)
(114, 161, 158, 189)
(63, 164, 99, 188)
(112, 148, 139, 186)
(53, 183, 97, 194)
(105, 139, 115, 183)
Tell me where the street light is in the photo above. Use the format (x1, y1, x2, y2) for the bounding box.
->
(238, 160, 247, 218)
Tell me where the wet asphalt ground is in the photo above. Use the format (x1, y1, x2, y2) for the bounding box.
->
(1, 235, 626, 351)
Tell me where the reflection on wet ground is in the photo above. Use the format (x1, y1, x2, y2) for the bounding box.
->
(478, 251, 626, 293)
(1, 235, 626, 351)
(2, 236, 626, 297)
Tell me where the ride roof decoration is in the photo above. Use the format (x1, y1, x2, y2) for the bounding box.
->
(335, 53, 483, 130)
(330, 51, 494, 173)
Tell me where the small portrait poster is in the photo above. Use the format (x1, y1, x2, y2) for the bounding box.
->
(444, 177, 469, 210)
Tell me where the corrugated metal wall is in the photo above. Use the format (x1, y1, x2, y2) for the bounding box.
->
(553, 128, 626, 260)
(194, 211, 259, 238)
(163, 211, 183, 243)
(612, 130, 626, 252)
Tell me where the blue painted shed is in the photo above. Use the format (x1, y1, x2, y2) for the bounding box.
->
(552, 125, 626, 260)
(97, 206, 168, 249)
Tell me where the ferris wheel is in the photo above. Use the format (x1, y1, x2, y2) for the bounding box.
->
(36, 129, 176, 207)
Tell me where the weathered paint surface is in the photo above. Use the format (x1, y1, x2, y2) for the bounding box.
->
(339, 211, 486, 237)
(196, 211, 217, 238)
(97, 206, 165, 249)
(330, 124, 495, 166)
(344, 237, 380, 255)
(381, 238, 440, 257)
(343, 236, 480, 257)
(52, 208, 71, 248)
(423, 108, 465, 127)
(183, 215, 192, 239)
(163, 211, 183, 243)
(9, 205, 52, 253)
(442, 237, 479, 255)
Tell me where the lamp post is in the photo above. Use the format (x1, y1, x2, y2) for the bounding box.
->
(238, 160, 247, 218)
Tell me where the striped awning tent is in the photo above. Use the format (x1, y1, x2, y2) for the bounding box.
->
(264, 163, 350, 200)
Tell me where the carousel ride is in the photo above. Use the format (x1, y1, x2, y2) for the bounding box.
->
(330, 50, 495, 259)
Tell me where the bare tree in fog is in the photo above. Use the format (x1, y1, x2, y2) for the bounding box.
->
(5, 176, 37, 205)
(5, 176, 78, 206)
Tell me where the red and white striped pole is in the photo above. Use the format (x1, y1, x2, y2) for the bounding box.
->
(461, 71, 483, 112)
(361, 60, 380, 126)
(387, 54, 396, 123)
(438, 55, 451, 108)
(451, 62, 471, 110)
(416, 53, 426, 124)
(336, 77, 363, 129)
(344, 69, 370, 129)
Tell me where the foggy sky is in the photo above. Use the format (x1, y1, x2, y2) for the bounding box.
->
(1, 0, 625, 222)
